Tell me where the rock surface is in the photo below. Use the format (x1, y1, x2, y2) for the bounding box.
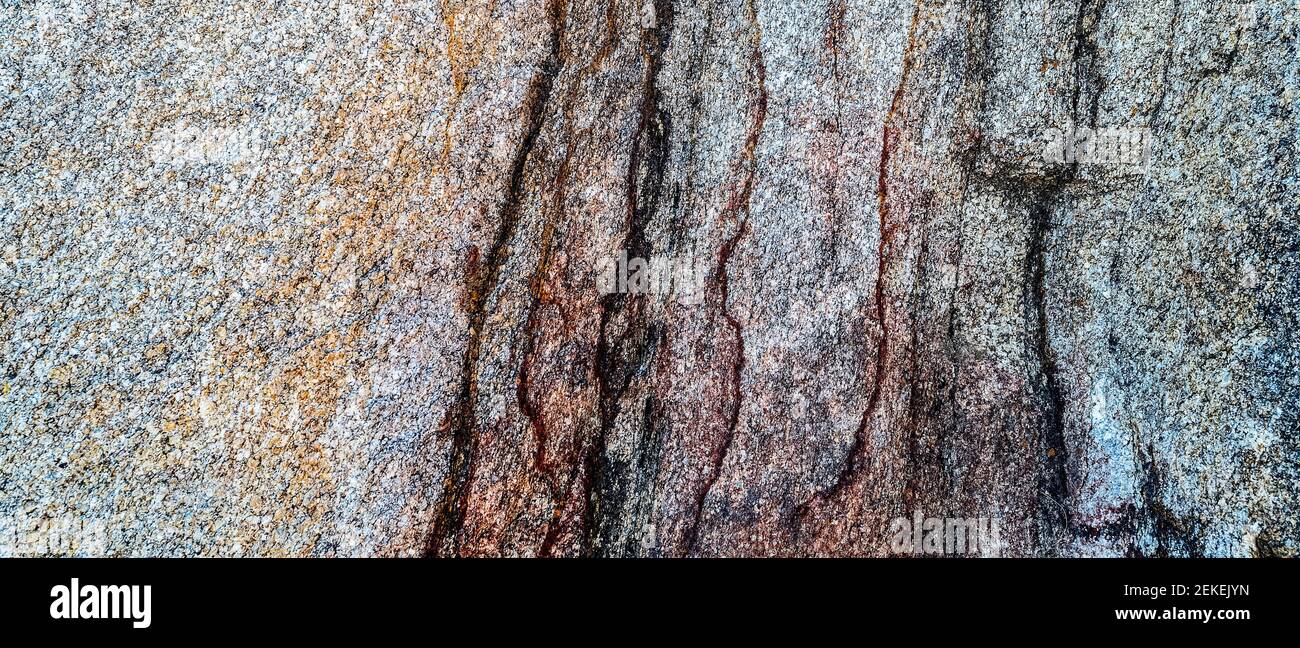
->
(0, 0, 1296, 556)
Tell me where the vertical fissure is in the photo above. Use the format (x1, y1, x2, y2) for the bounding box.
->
(425, 0, 569, 557)
(794, 2, 922, 525)
(682, 0, 768, 555)
(582, 0, 678, 557)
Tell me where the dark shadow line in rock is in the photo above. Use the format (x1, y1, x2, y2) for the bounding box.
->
(1026, 194, 1071, 545)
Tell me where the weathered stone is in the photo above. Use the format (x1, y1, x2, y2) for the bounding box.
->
(0, 0, 1295, 556)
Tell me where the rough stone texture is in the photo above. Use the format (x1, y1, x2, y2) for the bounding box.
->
(0, 0, 1296, 557)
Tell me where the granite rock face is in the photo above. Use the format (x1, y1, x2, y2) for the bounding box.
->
(1, 0, 1296, 557)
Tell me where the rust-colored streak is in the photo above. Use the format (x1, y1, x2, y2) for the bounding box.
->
(440, 0, 502, 167)
(517, 142, 574, 483)
(522, 146, 575, 559)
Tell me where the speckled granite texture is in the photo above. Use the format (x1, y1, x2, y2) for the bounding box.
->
(1, 0, 1296, 556)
